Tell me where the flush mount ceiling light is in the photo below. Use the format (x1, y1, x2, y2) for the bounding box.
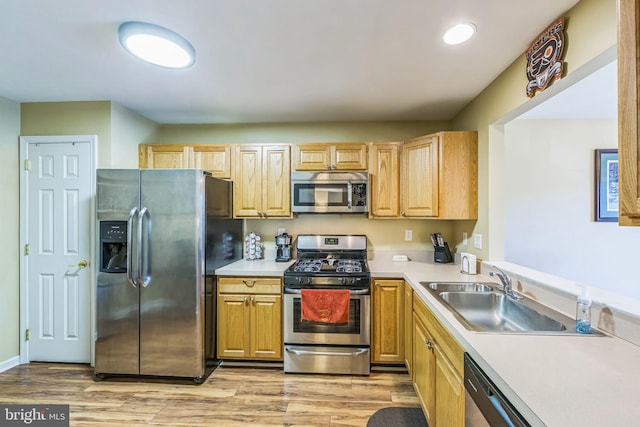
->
(118, 21, 196, 69)
(443, 23, 476, 45)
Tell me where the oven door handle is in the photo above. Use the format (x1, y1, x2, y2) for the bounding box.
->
(285, 347, 368, 357)
(284, 287, 370, 295)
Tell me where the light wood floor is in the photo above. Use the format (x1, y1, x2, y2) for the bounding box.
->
(0, 363, 420, 426)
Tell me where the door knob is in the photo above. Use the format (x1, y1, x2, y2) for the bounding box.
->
(68, 260, 89, 268)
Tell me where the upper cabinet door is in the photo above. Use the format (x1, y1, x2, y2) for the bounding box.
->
(400, 131, 477, 220)
(292, 144, 332, 170)
(233, 145, 263, 217)
(369, 142, 400, 217)
(262, 145, 291, 218)
(139, 144, 192, 169)
(292, 143, 367, 170)
(192, 145, 232, 179)
(233, 145, 291, 218)
(401, 135, 439, 217)
(618, 0, 640, 225)
(332, 143, 368, 170)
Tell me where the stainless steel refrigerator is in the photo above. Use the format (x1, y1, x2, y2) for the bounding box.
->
(94, 169, 243, 382)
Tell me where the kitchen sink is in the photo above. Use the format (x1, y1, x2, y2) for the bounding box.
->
(426, 282, 494, 293)
(419, 282, 604, 335)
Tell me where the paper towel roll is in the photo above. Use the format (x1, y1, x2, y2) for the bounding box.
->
(460, 252, 477, 274)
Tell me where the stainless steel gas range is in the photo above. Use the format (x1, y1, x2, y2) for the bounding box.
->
(283, 234, 370, 375)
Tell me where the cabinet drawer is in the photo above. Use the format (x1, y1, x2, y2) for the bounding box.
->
(218, 277, 282, 294)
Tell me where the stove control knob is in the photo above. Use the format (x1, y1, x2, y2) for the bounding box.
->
(305, 277, 312, 285)
(297, 277, 302, 284)
(341, 277, 347, 285)
(351, 278, 357, 284)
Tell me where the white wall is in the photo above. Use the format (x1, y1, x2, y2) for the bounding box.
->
(504, 119, 640, 299)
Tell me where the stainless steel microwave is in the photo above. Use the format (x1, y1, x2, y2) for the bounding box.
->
(291, 171, 369, 214)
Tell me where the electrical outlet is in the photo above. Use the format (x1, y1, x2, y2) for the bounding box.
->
(473, 233, 482, 249)
(462, 232, 468, 246)
(277, 228, 286, 235)
(405, 230, 413, 241)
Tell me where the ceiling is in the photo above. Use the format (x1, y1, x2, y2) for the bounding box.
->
(0, 0, 580, 124)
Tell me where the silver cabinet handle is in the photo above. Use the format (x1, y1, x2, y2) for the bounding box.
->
(250, 296, 255, 303)
(425, 339, 433, 350)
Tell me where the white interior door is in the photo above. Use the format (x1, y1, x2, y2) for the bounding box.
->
(21, 136, 95, 363)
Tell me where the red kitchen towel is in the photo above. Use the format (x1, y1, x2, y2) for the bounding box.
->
(300, 289, 350, 323)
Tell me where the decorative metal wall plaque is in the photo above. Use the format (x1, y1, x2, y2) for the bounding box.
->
(525, 17, 566, 98)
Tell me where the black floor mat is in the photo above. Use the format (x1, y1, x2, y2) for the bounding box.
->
(367, 407, 428, 427)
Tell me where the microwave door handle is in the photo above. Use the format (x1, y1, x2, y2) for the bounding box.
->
(347, 181, 352, 209)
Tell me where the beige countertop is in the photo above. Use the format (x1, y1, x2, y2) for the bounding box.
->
(215, 258, 295, 276)
(216, 254, 640, 427)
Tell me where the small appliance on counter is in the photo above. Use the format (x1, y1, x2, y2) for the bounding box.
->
(275, 232, 293, 262)
(431, 232, 453, 263)
(244, 232, 263, 260)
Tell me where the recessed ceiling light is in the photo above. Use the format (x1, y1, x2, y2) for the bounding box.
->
(118, 21, 196, 69)
(443, 23, 476, 45)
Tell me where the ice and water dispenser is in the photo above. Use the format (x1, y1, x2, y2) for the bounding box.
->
(99, 221, 128, 273)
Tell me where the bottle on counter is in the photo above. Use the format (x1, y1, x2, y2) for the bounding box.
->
(576, 285, 592, 334)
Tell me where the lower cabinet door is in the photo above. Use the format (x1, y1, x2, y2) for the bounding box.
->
(217, 294, 250, 359)
(434, 345, 464, 427)
(413, 313, 436, 425)
(250, 295, 283, 360)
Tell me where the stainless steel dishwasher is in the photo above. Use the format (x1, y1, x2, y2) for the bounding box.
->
(464, 354, 530, 427)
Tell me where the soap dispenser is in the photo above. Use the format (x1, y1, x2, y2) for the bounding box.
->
(576, 286, 592, 334)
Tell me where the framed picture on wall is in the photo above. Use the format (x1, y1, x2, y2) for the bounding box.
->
(595, 149, 618, 222)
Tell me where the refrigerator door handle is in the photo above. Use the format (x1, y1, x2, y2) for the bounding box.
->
(138, 207, 151, 288)
(127, 207, 139, 287)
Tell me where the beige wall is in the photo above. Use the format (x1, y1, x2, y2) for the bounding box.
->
(0, 96, 20, 363)
(153, 120, 450, 145)
(111, 103, 158, 168)
(451, 0, 617, 262)
(21, 101, 112, 167)
(247, 216, 466, 258)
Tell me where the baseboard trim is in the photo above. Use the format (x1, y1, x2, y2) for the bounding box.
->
(0, 356, 20, 373)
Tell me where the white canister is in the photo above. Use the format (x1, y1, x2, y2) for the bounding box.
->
(460, 252, 477, 275)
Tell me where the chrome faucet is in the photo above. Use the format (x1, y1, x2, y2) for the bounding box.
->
(489, 267, 522, 300)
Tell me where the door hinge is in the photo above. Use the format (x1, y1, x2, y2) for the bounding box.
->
(24, 244, 30, 255)
(24, 159, 31, 170)
(25, 329, 30, 341)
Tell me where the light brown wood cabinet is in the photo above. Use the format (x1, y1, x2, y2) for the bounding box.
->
(371, 278, 404, 364)
(139, 144, 232, 179)
(191, 145, 232, 179)
(618, 0, 640, 225)
(233, 145, 291, 218)
(139, 144, 191, 169)
(412, 294, 464, 427)
(368, 142, 401, 218)
(292, 143, 368, 170)
(217, 277, 283, 360)
(404, 282, 413, 377)
(401, 131, 478, 219)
